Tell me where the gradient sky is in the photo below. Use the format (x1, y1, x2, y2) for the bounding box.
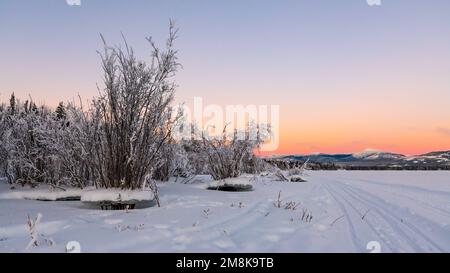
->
(1, 0, 450, 155)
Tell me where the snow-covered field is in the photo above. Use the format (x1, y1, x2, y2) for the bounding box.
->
(0, 171, 449, 253)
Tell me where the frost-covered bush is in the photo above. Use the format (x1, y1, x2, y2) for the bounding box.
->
(0, 94, 93, 188)
(88, 23, 182, 190)
(47, 102, 94, 188)
(0, 24, 182, 191)
(0, 104, 9, 177)
(287, 159, 308, 176)
(153, 140, 192, 181)
(181, 133, 208, 176)
(1, 97, 59, 186)
(198, 124, 268, 180)
(270, 160, 308, 182)
(0, 23, 273, 191)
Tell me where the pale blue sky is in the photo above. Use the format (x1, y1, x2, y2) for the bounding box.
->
(1, 0, 450, 154)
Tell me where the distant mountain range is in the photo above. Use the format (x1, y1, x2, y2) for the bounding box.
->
(269, 149, 450, 170)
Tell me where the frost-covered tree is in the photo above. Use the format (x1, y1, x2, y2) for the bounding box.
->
(9, 93, 16, 114)
(55, 102, 67, 121)
(90, 22, 182, 190)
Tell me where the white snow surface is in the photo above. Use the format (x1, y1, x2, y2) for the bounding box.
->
(81, 189, 154, 202)
(0, 186, 82, 201)
(207, 177, 253, 188)
(0, 171, 449, 253)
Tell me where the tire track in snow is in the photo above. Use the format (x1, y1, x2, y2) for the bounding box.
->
(164, 183, 317, 251)
(320, 180, 397, 252)
(327, 180, 425, 252)
(336, 180, 445, 252)
(338, 181, 445, 252)
(319, 181, 369, 252)
(341, 178, 450, 219)
(343, 177, 450, 198)
(164, 198, 272, 251)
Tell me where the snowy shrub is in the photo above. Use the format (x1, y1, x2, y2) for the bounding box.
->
(0, 23, 271, 192)
(269, 159, 308, 182)
(88, 22, 182, 190)
(0, 94, 93, 188)
(287, 159, 309, 176)
(145, 174, 160, 207)
(0, 104, 9, 177)
(273, 168, 290, 182)
(2, 98, 59, 187)
(152, 140, 192, 181)
(241, 154, 269, 175)
(25, 213, 54, 249)
(197, 124, 268, 180)
(48, 102, 94, 188)
(181, 136, 208, 176)
(26, 213, 42, 249)
(170, 142, 194, 179)
(300, 208, 313, 223)
(0, 24, 182, 192)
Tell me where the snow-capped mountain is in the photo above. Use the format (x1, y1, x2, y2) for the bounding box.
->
(273, 149, 450, 169)
(352, 149, 406, 160)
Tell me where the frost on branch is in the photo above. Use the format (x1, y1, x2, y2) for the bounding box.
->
(26, 213, 42, 249)
(89, 22, 181, 190)
(25, 213, 54, 250)
(0, 95, 93, 188)
(198, 123, 270, 180)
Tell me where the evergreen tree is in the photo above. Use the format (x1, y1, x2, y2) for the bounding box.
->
(24, 100, 29, 113)
(9, 93, 16, 114)
(55, 102, 66, 120)
(31, 102, 38, 113)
